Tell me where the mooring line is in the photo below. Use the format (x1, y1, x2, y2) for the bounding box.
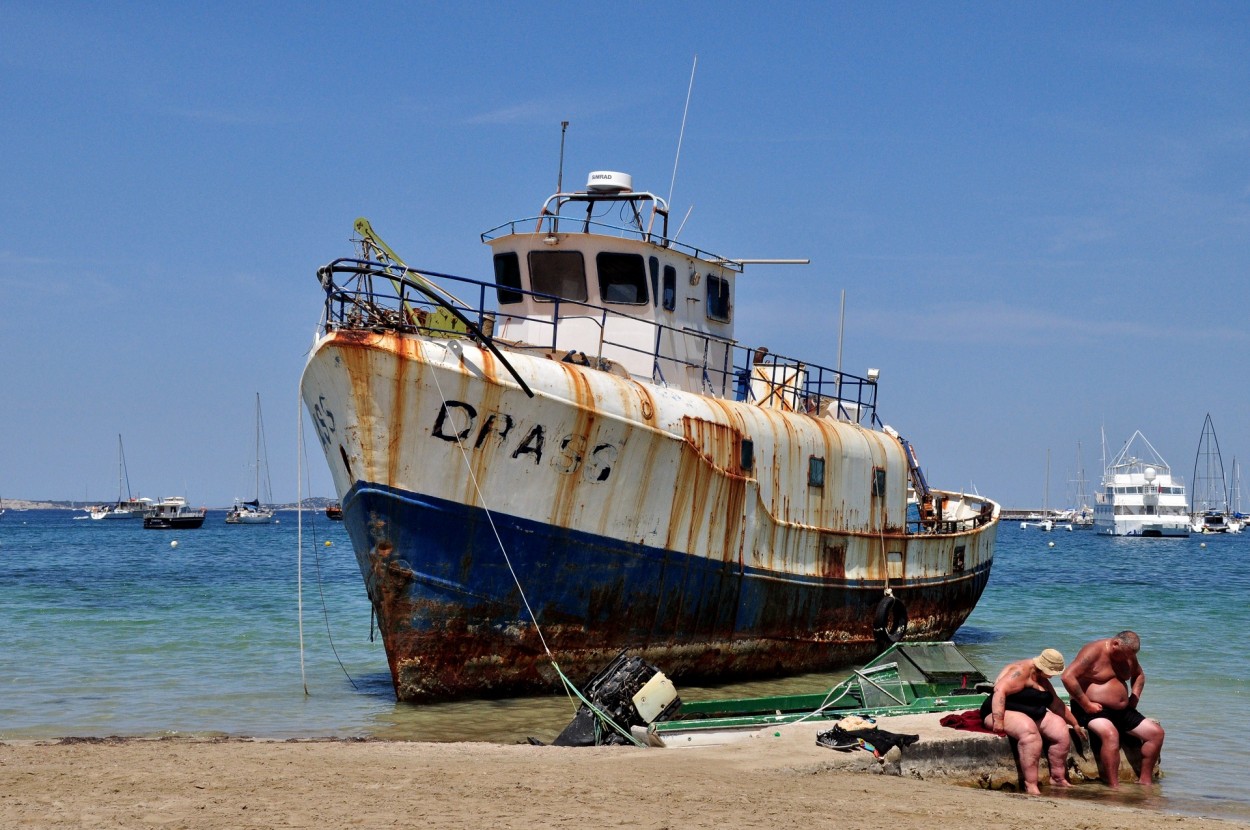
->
(427, 345, 553, 659)
(297, 393, 308, 696)
(428, 343, 644, 745)
(296, 389, 358, 693)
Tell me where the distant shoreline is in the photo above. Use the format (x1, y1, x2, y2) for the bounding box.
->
(0, 500, 338, 512)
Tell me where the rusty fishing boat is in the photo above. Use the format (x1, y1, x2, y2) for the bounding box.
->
(301, 171, 1000, 703)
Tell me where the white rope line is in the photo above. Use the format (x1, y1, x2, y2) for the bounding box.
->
(427, 343, 553, 659)
(296, 389, 308, 696)
(425, 344, 644, 740)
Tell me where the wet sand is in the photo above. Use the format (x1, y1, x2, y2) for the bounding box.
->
(2, 734, 1243, 830)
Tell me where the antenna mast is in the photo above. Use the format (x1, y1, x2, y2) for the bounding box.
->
(556, 121, 569, 194)
(668, 55, 698, 208)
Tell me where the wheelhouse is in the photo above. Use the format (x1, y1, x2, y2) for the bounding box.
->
(483, 172, 740, 390)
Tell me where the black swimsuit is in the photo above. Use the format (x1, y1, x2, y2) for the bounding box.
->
(980, 686, 1052, 723)
(1070, 698, 1146, 733)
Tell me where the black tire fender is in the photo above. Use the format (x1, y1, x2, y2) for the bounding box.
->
(873, 594, 908, 650)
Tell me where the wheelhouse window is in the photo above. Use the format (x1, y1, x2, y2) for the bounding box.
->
(596, 252, 648, 305)
(528, 250, 587, 303)
(662, 265, 676, 311)
(649, 256, 660, 307)
(706, 275, 731, 322)
(492, 253, 523, 305)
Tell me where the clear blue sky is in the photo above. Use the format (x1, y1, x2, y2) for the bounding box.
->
(2, 3, 1248, 509)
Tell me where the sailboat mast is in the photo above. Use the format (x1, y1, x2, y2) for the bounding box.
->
(1044, 448, 1050, 515)
(116, 434, 133, 503)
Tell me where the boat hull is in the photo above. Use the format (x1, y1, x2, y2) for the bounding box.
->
(143, 516, 206, 529)
(303, 329, 998, 702)
(338, 481, 992, 701)
(225, 511, 274, 524)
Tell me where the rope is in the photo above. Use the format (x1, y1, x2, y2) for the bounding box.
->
(426, 343, 643, 743)
(303, 423, 358, 690)
(297, 392, 307, 696)
(427, 345, 552, 657)
(297, 386, 358, 693)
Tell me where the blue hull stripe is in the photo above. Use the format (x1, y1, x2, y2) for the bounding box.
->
(334, 481, 992, 699)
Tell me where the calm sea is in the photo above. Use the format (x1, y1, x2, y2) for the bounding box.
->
(1, 512, 1247, 820)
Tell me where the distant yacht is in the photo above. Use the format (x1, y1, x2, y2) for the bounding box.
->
(1094, 430, 1190, 537)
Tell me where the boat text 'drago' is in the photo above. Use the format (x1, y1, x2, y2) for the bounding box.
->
(1094, 430, 1190, 537)
(299, 170, 1001, 703)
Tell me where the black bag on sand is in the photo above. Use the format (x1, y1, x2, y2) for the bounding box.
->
(816, 724, 920, 755)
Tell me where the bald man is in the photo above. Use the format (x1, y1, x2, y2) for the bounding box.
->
(1061, 630, 1165, 787)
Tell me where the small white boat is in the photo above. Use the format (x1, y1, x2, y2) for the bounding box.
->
(226, 393, 275, 525)
(1189, 414, 1239, 534)
(90, 436, 149, 520)
(1094, 430, 1190, 537)
(1020, 451, 1071, 530)
(1019, 518, 1072, 532)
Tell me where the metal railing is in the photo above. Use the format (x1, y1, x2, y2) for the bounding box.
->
(317, 257, 879, 426)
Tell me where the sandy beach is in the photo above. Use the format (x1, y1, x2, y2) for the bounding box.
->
(3, 729, 1244, 830)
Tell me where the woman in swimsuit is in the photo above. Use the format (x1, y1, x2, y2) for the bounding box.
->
(981, 648, 1083, 794)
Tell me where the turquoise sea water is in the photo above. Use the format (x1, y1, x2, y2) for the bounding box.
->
(1, 512, 1247, 820)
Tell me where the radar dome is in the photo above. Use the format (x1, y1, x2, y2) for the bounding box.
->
(1144, 467, 1157, 482)
(586, 171, 632, 193)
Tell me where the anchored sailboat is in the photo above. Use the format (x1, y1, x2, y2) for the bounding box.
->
(1021, 449, 1072, 531)
(1190, 414, 1239, 534)
(226, 393, 275, 524)
(89, 435, 150, 520)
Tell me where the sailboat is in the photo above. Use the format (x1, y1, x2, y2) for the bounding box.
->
(89, 435, 150, 520)
(1062, 442, 1094, 527)
(226, 393, 275, 524)
(1190, 414, 1237, 534)
(1021, 448, 1072, 531)
(1229, 458, 1245, 533)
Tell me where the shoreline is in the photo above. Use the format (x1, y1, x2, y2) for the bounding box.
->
(3, 734, 1246, 830)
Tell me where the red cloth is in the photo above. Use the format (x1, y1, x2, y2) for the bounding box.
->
(939, 709, 996, 734)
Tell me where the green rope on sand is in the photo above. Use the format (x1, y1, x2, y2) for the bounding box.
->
(551, 661, 646, 748)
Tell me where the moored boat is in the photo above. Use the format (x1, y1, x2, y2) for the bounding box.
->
(324, 503, 343, 520)
(642, 641, 991, 747)
(1094, 430, 1190, 537)
(225, 499, 274, 524)
(143, 497, 207, 529)
(1189, 414, 1239, 534)
(300, 170, 1000, 702)
(225, 393, 275, 525)
(91, 435, 150, 520)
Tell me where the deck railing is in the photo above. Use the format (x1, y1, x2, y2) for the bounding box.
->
(317, 257, 880, 427)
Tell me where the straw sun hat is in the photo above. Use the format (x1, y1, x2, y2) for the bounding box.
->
(1033, 648, 1065, 676)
